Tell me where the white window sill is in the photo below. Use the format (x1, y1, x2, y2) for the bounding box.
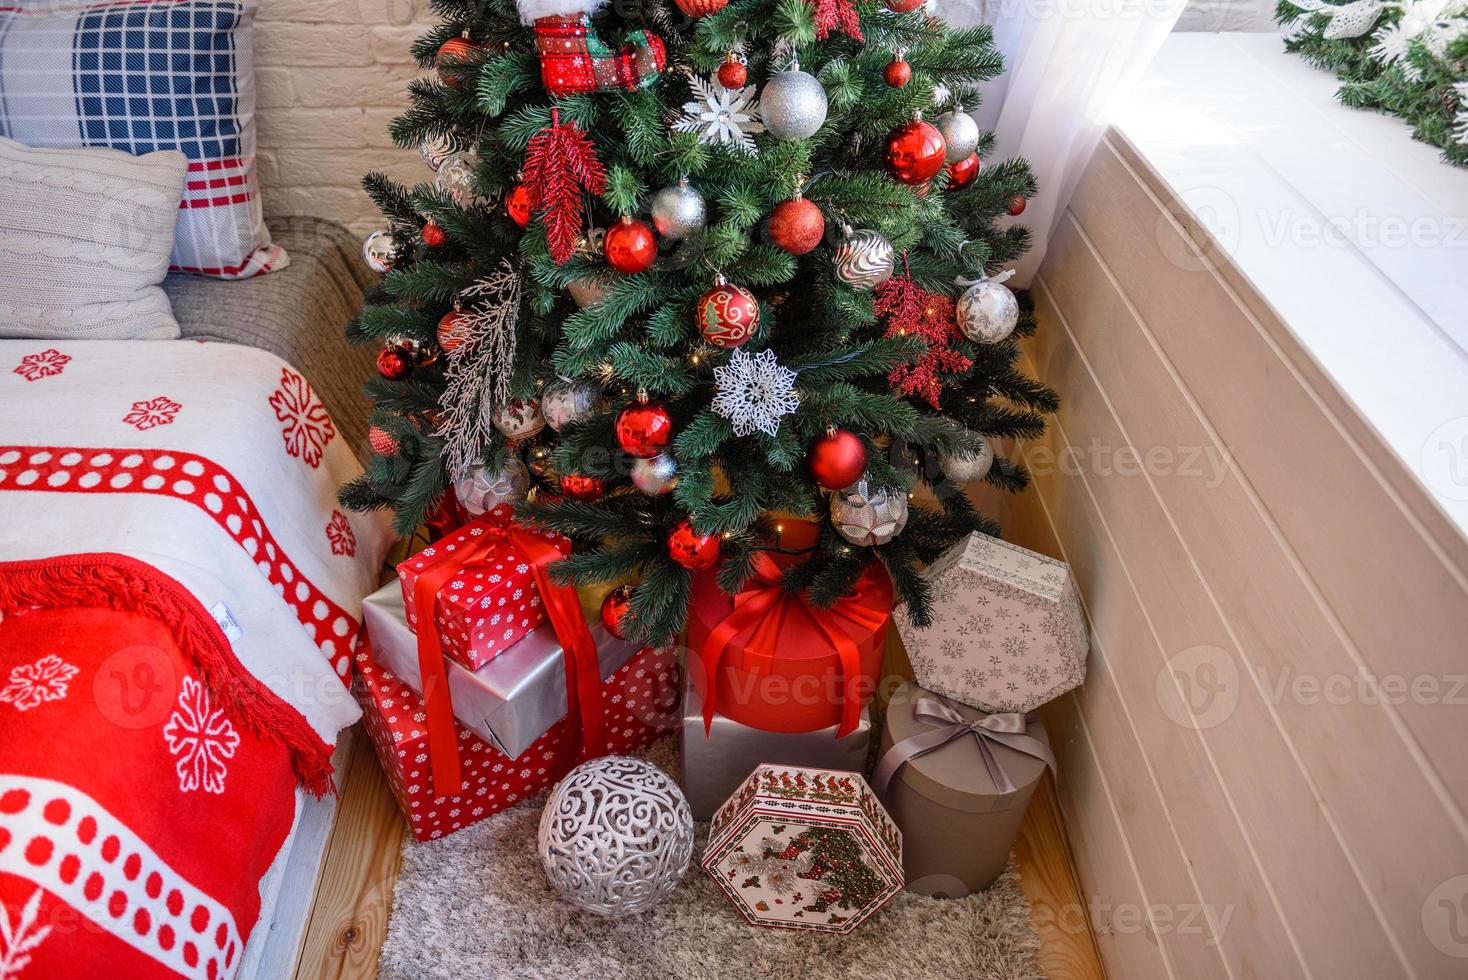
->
(1111, 32, 1468, 538)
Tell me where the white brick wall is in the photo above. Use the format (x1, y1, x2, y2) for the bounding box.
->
(254, 0, 440, 236)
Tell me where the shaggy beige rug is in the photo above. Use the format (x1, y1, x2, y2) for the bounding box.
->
(378, 740, 1043, 980)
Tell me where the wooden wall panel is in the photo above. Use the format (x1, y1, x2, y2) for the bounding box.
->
(996, 131, 1468, 979)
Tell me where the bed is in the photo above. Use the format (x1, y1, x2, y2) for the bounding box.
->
(0, 222, 391, 979)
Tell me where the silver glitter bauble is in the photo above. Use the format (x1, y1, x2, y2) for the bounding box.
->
(831, 481, 909, 547)
(435, 150, 481, 206)
(568, 277, 608, 309)
(938, 434, 994, 483)
(419, 132, 461, 172)
(453, 457, 529, 516)
(538, 756, 694, 917)
(833, 228, 895, 291)
(957, 276, 1019, 343)
(541, 380, 601, 431)
(631, 453, 678, 495)
(936, 109, 980, 163)
(362, 230, 400, 273)
(760, 67, 829, 140)
(489, 398, 546, 440)
(650, 178, 706, 240)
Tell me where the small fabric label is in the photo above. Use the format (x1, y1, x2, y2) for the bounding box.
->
(209, 601, 244, 644)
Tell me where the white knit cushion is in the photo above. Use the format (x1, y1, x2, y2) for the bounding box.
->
(0, 136, 186, 339)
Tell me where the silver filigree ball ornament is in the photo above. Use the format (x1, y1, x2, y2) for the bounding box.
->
(936, 109, 980, 163)
(956, 270, 1019, 343)
(362, 230, 401, 273)
(538, 756, 695, 917)
(938, 434, 995, 483)
(831, 480, 910, 547)
(489, 398, 546, 440)
(453, 457, 529, 515)
(631, 453, 678, 495)
(760, 63, 828, 140)
(833, 226, 895, 291)
(650, 177, 706, 240)
(419, 132, 461, 172)
(542, 379, 601, 431)
(435, 149, 482, 206)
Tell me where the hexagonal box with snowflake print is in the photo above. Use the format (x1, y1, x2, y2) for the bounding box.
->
(894, 533, 1089, 714)
(702, 765, 903, 934)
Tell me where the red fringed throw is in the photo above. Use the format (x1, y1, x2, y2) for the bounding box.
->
(0, 554, 334, 980)
(522, 108, 608, 265)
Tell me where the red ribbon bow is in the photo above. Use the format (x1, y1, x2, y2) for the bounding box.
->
(700, 552, 889, 738)
(410, 515, 604, 795)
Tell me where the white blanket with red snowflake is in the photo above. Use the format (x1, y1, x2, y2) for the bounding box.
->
(0, 340, 391, 744)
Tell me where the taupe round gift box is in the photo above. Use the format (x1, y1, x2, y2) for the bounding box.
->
(875, 681, 1053, 898)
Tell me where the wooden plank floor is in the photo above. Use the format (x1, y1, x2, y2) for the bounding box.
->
(292, 728, 1106, 980)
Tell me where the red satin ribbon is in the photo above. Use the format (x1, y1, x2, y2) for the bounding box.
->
(410, 516, 604, 795)
(701, 553, 889, 738)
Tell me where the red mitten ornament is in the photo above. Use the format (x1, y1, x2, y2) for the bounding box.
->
(520, 0, 666, 97)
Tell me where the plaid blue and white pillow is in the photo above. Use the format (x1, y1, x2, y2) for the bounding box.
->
(0, 0, 286, 279)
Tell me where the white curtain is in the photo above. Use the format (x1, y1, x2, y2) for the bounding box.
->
(932, 0, 1188, 285)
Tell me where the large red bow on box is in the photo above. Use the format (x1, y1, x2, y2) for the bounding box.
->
(410, 515, 603, 794)
(700, 552, 890, 738)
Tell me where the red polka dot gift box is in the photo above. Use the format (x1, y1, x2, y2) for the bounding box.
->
(396, 505, 569, 671)
(352, 633, 677, 842)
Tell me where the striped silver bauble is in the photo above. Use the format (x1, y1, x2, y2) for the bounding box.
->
(936, 109, 980, 164)
(833, 228, 894, 291)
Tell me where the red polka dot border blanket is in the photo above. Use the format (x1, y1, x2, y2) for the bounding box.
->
(0, 553, 333, 980)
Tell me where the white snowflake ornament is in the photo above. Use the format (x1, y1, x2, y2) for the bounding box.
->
(712, 348, 799, 438)
(674, 74, 765, 155)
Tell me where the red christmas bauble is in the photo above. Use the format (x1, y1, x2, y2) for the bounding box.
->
(674, 0, 728, 16)
(768, 197, 825, 255)
(947, 152, 980, 191)
(667, 519, 721, 570)
(696, 279, 760, 347)
(886, 120, 948, 185)
(376, 346, 412, 380)
(884, 58, 912, 88)
(506, 183, 533, 227)
(885, 0, 925, 10)
(718, 56, 747, 89)
(436, 310, 472, 354)
(368, 425, 398, 456)
(615, 401, 673, 458)
(600, 585, 633, 639)
(1007, 195, 1027, 216)
(604, 217, 657, 274)
(436, 37, 479, 88)
(421, 222, 447, 247)
(809, 429, 867, 489)
(559, 473, 606, 501)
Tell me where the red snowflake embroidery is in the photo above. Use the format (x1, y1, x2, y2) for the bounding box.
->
(123, 396, 183, 430)
(163, 676, 240, 795)
(268, 368, 336, 468)
(326, 509, 357, 557)
(13, 349, 71, 382)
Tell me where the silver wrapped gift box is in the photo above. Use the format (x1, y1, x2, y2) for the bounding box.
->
(362, 581, 643, 761)
(679, 657, 874, 821)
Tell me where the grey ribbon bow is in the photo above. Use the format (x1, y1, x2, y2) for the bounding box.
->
(872, 696, 1056, 806)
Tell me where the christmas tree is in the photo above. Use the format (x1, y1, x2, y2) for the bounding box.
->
(342, 0, 1058, 644)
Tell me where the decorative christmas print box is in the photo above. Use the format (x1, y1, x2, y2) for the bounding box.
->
(353, 635, 676, 841)
(894, 532, 1088, 713)
(702, 765, 903, 934)
(396, 505, 570, 670)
